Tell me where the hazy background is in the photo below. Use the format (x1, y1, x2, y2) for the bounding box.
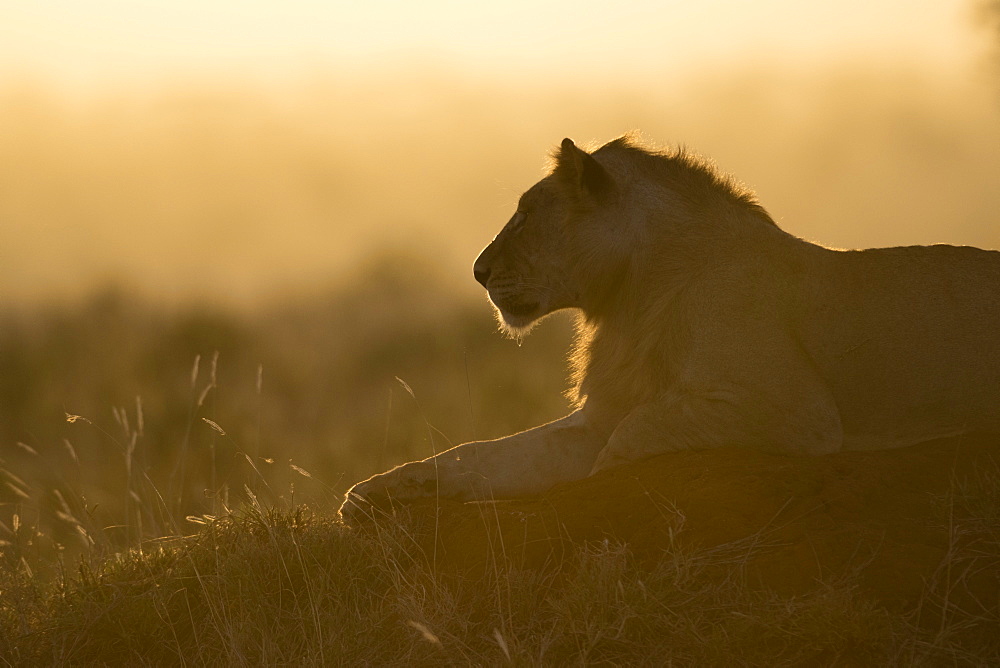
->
(2, 0, 999, 559)
(3, 0, 999, 306)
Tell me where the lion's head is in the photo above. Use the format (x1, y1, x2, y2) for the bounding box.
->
(474, 136, 774, 338)
(473, 138, 636, 336)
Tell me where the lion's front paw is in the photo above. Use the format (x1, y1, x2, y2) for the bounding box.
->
(338, 462, 440, 524)
(338, 487, 383, 524)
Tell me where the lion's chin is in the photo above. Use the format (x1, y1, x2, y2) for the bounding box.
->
(491, 299, 544, 338)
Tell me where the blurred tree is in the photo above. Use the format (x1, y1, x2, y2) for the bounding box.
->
(980, 0, 1000, 85)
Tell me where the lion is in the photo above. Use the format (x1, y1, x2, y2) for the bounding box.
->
(340, 135, 1000, 520)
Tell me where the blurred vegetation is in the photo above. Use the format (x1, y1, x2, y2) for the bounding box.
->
(0, 264, 575, 571)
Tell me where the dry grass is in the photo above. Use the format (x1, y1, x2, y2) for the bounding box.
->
(2, 472, 999, 666)
(0, 508, 880, 665)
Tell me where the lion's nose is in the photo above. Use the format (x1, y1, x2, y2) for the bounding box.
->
(473, 263, 491, 287)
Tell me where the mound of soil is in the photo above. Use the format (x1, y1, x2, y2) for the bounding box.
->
(401, 435, 1000, 610)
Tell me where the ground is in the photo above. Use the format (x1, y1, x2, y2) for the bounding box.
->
(9, 434, 998, 664)
(398, 434, 1000, 612)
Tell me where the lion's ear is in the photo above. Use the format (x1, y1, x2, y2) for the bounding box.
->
(555, 138, 613, 202)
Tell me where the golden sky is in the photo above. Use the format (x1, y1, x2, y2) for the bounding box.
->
(1, 0, 996, 307)
(1, 0, 979, 89)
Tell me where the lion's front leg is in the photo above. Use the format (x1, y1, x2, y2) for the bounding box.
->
(590, 383, 843, 475)
(340, 408, 606, 521)
(341, 459, 443, 520)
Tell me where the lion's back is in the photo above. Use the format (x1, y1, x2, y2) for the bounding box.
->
(797, 243, 1000, 449)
